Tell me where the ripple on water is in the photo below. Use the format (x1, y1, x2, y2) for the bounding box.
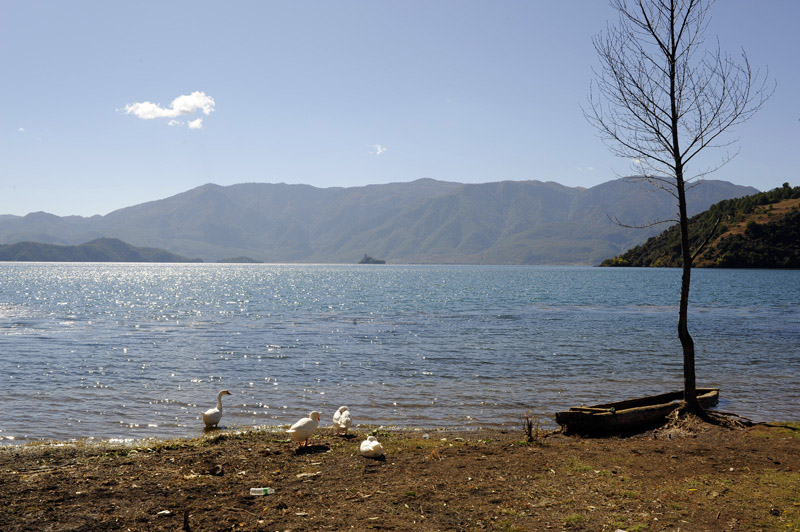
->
(0, 263, 798, 444)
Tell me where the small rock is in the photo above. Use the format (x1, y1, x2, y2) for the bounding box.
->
(210, 464, 224, 476)
(157, 510, 171, 516)
(769, 507, 781, 516)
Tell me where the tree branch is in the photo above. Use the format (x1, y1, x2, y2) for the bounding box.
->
(608, 214, 678, 229)
(691, 216, 722, 261)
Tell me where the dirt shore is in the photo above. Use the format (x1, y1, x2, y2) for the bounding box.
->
(1, 420, 798, 531)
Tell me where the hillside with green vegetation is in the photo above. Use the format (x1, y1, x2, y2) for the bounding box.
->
(600, 183, 800, 268)
(0, 238, 201, 263)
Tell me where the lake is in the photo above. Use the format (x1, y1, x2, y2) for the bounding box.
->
(1, 263, 797, 444)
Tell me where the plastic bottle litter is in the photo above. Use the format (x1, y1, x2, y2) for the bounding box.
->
(250, 487, 275, 496)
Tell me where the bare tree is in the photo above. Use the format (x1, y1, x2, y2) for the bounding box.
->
(586, 0, 772, 411)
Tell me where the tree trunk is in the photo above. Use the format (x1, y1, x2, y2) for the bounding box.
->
(676, 172, 700, 411)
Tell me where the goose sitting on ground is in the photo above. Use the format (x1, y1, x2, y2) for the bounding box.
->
(202, 390, 232, 428)
(287, 411, 321, 447)
(360, 435, 383, 458)
(332, 406, 352, 435)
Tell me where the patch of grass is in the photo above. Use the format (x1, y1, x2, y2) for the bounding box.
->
(609, 515, 647, 531)
(563, 513, 584, 525)
(609, 514, 625, 528)
(499, 507, 525, 517)
(103, 449, 130, 457)
(757, 471, 800, 528)
(566, 457, 593, 472)
(392, 436, 445, 453)
(774, 422, 800, 438)
(495, 520, 524, 532)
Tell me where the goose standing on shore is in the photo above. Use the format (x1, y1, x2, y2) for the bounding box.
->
(287, 411, 321, 446)
(332, 406, 352, 435)
(202, 390, 232, 428)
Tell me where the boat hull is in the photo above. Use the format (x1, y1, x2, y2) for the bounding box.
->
(555, 388, 719, 435)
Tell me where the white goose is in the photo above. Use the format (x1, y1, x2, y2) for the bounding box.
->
(360, 435, 383, 458)
(287, 411, 321, 447)
(332, 406, 352, 435)
(202, 390, 232, 428)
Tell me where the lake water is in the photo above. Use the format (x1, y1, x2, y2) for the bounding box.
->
(0, 263, 797, 444)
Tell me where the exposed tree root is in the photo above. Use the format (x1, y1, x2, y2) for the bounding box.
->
(661, 403, 754, 434)
(759, 421, 800, 432)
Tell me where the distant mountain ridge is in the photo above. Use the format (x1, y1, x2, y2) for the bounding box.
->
(0, 238, 200, 263)
(0, 178, 758, 264)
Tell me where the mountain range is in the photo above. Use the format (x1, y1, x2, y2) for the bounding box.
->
(0, 178, 758, 264)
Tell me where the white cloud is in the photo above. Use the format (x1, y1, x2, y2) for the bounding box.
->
(124, 91, 215, 123)
(371, 144, 387, 156)
(170, 92, 215, 116)
(18, 127, 24, 132)
(165, 118, 203, 130)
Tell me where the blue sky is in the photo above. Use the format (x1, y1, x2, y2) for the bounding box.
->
(2, 1, 798, 217)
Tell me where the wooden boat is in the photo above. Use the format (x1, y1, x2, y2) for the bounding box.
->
(555, 388, 719, 435)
